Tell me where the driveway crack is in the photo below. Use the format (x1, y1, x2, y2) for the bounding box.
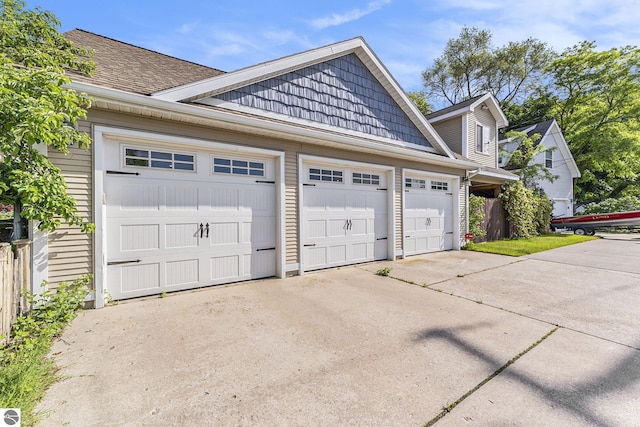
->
(423, 328, 558, 427)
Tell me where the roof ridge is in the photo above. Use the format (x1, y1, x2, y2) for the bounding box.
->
(68, 28, 225, 74)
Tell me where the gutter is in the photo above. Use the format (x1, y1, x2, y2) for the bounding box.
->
(69, 82, 480, 171)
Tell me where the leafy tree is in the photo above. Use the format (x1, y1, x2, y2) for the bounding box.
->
(0, 0, 94, 232)
(547, 41, 640, 203)
(502, 130, 557, 190)
(581, 195, 640, 215)
(422, 27, 554, 106)
(501, 88, 556, 129)
(406, 90, 433, 116)
(500, 181, 553, 238)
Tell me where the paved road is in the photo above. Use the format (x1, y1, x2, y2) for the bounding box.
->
(38, 234, 640, 426)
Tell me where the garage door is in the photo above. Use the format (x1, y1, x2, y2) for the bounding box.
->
(403, 173, 455, 256)
(105, 142, 277, 300)
(302, 161, 389, 271)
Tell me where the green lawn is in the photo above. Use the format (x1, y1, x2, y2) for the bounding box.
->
(464, 233, 598, 256)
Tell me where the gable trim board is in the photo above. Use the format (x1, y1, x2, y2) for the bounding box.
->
(427, 93, 508, 129)
(151, 37, 456, 159)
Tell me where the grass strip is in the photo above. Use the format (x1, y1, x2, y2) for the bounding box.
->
(465, 234, 597, 256)
(424, 327, 558, 427)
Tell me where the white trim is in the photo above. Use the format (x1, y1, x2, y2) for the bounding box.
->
(428, 93, 508, 128)
(71, 82, 478, 171)
(198, 98, 441, 154)
(402, 168, 462, 253)
(461, 115, 469, 158)
(93, 125, 286, 307)
(149, 37, 456, 159)
(298, 154, 395, 274)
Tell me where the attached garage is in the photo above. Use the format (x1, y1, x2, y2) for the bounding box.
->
(403, 170, 459, 256)
(98, 128, 285, 300)
(300, 156, 394, 272)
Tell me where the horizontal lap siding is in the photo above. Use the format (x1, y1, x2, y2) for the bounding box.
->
(285, 151, 298, 265)
(431, 118, 462, 155)
(47, 120, 94, 290)
(468, 109, 496, 167)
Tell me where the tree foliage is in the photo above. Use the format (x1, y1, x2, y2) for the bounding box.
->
(406, 90, 433, 117)
(503, 130, 557, 190)
(422, 27, 554, 106)
(500, 181, 553, 238)
(0, 0, 94, 232)
(547, 41, 640, 203)
(468, 194, 486, 240)
(581, 195, 640, 215)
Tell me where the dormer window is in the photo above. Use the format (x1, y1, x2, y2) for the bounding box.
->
(476, 124, 489, 153)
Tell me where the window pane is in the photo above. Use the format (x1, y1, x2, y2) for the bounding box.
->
(174, 154, 194, 162)
(353, 172, 361, 179)
(249, 162, 263, 169)
(353, 178, 362, 184)
(214, 158, 231, 166)
(126, 158, 148, 167)
(310, 174, 320, 181)
(233, 168, 248, 175)
(321, 175, 332, 181)
(151, 160, 172, 168)
(151, 151, 172, 160)
(126, 149, 148, 157)
(214, 166, 231, 173)
(233, 160, 248, 168)
(310, 168, 320, 174)
(249, 169, 264, 176)
(174, 162, 194, 171)
(334, 171, 343, 177)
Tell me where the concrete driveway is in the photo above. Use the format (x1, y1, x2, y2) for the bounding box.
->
(38, 234, 640, 426)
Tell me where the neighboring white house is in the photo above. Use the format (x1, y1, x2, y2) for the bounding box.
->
(499, 119, 580, 217)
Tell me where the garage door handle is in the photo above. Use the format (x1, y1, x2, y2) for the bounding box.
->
(304, 244, 316, 247)
(107, 259, 141, 266)
(205, 223, 209, 238)
(199, 223, 204, 238)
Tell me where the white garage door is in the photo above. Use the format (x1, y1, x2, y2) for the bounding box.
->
(105, 142, 277, 300)
(404, 173, 455, 256)
(302, 162, 389, 271)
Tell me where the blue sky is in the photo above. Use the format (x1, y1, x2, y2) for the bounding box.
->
(28, 0, 640, 93)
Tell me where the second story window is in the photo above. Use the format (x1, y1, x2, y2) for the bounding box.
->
(545, 150, 553, 168)
(476, 124, 489, 153)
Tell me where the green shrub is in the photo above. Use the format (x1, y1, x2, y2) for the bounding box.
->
(0, 275, 91, 425)
(468, 194, 487, 240)
(500, 181, 553, 238)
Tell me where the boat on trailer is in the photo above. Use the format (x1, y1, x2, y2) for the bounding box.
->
(550, 210, 640, 235)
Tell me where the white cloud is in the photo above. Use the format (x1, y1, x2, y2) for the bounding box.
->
(309, 0, 391, 29)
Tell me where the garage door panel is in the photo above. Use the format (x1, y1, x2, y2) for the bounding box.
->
(306, 247, 327, 268)
(352, 243, 369, 261)
(106, 142, 278, 300)
(307, 220, 327, 239)
(166, 259, 199, 287)
(328, 219, 348, 237)
(165, 223, 199, 249)
(328, 245, 347, 264)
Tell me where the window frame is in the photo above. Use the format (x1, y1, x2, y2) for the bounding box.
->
(545, 150, 553, 169)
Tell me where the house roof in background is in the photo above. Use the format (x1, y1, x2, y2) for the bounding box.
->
(63, 29, 224, 95)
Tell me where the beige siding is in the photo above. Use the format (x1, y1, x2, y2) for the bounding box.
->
(74, 109, 467, 281)
(467, 109, 497, 167)
(47, 120, 93, 290)
(285, 151, 298, 264)
(432, 117, 463, 154)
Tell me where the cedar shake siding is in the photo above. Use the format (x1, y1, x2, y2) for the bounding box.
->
(215, 54, 433, 148)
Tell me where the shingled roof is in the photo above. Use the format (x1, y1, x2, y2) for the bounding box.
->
(63, 29, 224, 95)
(425, 94, 486, 120)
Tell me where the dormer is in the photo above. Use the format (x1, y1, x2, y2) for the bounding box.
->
(426, 93, 508, 169)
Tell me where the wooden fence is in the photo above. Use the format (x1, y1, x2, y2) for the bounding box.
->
(0, 240, 31, 345)
(478, 198, 510, 242)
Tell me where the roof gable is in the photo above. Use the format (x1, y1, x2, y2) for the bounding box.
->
(427, 93, 508, 128)
(205, 54, 432, 148)
(63, 29, 224, 94)
(153, 38, 453, 157)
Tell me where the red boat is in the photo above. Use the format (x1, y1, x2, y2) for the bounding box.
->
(551, 210, 640, 235)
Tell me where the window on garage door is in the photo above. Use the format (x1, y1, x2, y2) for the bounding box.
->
(124, 147, 196, 171)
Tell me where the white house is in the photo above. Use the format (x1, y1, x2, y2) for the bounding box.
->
(499, 119, 580, 217)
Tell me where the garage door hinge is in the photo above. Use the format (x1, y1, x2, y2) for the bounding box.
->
(107, 170, 140, 176)
(376, 237, 388, 240)
(376, 188, 387, 191)
(446, 232, 453, 234)
(303, 183, 316, 187)
(255, 180, 275, 184)
(256, 247, 276, 252)
(303, 243, 316, 247)
(107, 259, 141, 266)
